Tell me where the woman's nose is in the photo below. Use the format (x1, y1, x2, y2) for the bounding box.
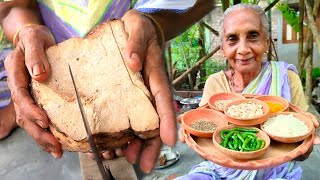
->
(237, 39, 250, 55)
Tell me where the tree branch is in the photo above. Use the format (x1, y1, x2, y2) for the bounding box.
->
(172, 46, 219, 85)
(200, 21, 219, 36)
(264, 0, 280, 12)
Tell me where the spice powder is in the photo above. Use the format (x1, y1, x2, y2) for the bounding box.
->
(189, 120, 218, 132)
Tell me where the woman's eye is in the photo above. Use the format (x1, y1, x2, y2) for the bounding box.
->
(227, 36, 238, 45)
(248, 32, 259, 40)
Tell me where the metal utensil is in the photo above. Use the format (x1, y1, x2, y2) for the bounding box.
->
(68, 64, 114, 180)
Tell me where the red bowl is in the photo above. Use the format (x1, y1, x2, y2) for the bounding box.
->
(181, 109, 228, 138)
(208, 92, 245, 112)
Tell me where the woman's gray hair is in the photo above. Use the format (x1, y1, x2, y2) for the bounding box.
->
(219, 4, 270, 43)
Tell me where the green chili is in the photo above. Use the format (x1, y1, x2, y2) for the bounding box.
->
(259, 139, 265, 149)
(242, 137, 252, 149)
(222, 131, 234, 148)
(243, 147, 256, 151)
(236, 132, 245, 143)
(228, 141, 235, 150)
(255, 139, 262, 150)
(233, 135, 239, 150)
(220, 130, 231, 139)
(238, 140, 243, 151)
(232, 127, 259, 133)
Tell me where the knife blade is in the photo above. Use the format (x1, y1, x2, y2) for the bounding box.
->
(68, 64, 114, 180)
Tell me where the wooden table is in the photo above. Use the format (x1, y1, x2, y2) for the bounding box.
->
(79, 153, 138, 180)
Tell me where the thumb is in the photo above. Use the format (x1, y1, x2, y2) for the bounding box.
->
(124, 34, 145, 72)
(178, 128, 186, 143)
(18, 25, 55, 82)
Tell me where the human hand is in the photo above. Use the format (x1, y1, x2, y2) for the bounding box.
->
(4, 24, 63, 158)
(177, 114, 186, 143)
(294, 144, 313, 161)
(121, 10, 177, 173)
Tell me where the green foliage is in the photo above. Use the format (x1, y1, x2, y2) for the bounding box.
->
(302, 67, 320, 81)
(277, 3, 300, 32)
(167, 23, 226, 89)
(200, 60, 226, 84)
(170, 24, 201, 73)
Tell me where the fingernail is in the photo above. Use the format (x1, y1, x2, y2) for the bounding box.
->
(32, 63, 46, 76)
(50, 152, 58, 158)
(130, 53, 140, 61)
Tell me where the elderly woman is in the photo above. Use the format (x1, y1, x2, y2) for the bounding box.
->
(176, 4, 316, 180)
(200, 5, 307, 110)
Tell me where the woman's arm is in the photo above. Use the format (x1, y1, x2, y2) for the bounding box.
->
(138, 0, 215, 42)
(0, 0, 41, 43)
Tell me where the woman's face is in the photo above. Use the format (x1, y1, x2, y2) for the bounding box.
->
(221, 9, 269, 73)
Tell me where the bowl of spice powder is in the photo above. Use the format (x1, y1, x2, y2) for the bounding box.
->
(181, 109, 228, 138)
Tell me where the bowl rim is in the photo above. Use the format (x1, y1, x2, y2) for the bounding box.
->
(208, 92, 245, 112)
(181, 108, 227, 137)
(260, 111, 314, 142)
(212, 125, 270, 156)
(223, 99, 270, 120)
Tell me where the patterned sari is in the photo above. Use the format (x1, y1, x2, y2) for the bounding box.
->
(36, 0, 196, 43)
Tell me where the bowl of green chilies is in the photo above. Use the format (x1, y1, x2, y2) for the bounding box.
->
(212, 125, 270, 160)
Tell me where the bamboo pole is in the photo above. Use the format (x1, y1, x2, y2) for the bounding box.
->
(304, 0, 320, 53)
(304, 0, 320, 103)
(298, 0, 305, 77)
(166, 42, 173, 82)
(172, 46, 219, 86)
(179, 38, 194, 88)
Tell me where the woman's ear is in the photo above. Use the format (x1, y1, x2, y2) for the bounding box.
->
(265, 38, 270, 52)
(220, 46, 225, 57)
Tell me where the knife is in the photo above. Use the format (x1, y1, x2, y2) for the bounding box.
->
(68, 64, 114, 180)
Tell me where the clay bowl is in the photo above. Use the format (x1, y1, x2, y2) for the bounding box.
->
(208, 92, 245, 112)
(261, 112, 314, 143)
(212, 125, 270, 160)
(254, 95, 289, 113)
(181, 109, 228, 138)
(224, 99, 270, 126)
(242, 94, 260, 99)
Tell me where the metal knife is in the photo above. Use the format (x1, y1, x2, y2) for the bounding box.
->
(68, 64, 114, 180)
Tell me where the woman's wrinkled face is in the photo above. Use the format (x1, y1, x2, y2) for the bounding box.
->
(221, 9, 269, 73)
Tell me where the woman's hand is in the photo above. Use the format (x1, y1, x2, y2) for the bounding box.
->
(121, 10, 177, 173)
(4, 24, 63, 158)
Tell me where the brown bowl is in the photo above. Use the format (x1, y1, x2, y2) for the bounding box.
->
(261, 112, 314, 143)
(181, 109, 228, 138)
(212, 125, 270, 160)
(224, 99, 270, 126)
(208, 92, 245, 112)
(254, 95, 289, 113)
(242, 94, 260, 99)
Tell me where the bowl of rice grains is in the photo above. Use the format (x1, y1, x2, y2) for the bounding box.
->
(208, 92, 246, 112)
(261, 112, 314, 143)
(181, 109, 228, 138)
(224, 99, 270, 126)
(254, 95, 289, 113)
(212, 125, 270, 160)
